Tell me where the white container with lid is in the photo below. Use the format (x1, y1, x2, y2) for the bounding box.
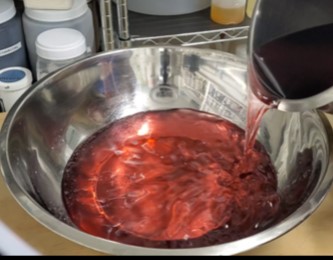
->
(126, 0, 211, 15)
(36, 28, 89, 80)
(0, 0, 15, 23)
(22, 0, 95, 77)
(0, 67, 33, 112)
(23, 0, 74, 10)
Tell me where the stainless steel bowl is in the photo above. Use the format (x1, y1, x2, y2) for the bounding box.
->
(1, 46, 333, 255)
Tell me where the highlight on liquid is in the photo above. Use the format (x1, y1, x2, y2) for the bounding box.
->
(62, 109, 282, 248)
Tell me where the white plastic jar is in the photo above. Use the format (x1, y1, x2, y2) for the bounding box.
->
(23, 0, 74, 10)
(22, 0, 95, 77)
(36, 28, 89, 80)
(0, 67, 33, 112)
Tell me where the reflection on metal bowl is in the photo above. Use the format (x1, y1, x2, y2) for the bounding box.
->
(1, 46, 333, 255)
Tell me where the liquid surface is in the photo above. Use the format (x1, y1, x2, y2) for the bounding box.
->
(62, 109, 281, 248)
(250, 24, 333, 102)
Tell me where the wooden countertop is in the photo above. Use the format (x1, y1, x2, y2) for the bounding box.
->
(1, 112, 333, 255)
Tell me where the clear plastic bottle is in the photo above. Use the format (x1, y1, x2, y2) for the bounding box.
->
(22, 0, 95, 77)
(210, 0, 246, 25)
(36, 28, 89, 80)
(246, 0, 257, 18)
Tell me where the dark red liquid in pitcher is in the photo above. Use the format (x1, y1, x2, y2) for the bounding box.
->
(250, 24, 333, 102)
(62, 109, 281, 248)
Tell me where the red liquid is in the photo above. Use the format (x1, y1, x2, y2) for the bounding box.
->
(62, 109, 281, 248)
(250, 24, 333, 102)
(245, 90, 272, 151)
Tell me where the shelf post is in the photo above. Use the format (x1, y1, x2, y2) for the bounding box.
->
(116, 0, 131, 48)
(99, 0, 115, 51)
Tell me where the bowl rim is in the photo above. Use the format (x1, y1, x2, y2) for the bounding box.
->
(1, 46, 333, 255)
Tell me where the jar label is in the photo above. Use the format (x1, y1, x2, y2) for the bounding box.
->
(0, 42, 22, 57)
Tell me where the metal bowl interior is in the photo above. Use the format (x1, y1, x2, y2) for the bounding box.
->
(1, 46, 333, 255)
